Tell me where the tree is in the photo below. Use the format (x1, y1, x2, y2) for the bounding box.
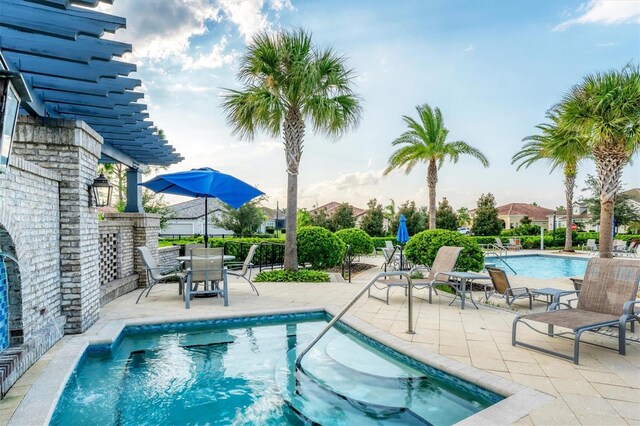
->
(383, 104, 489, 229)
(471, 193, 503, 236)
(389, 201, 428, 236)
(581, 175, 640, 229)
(435, 198, 458, 230)
(297, 209, 313, 228)
(222, 29, 362, 270)
(140, 190, 173, 230)
(520, 215, 532, 225)
(456, 207, 471, 227)
(512, 110, 588, 252)
(558, 64, 640, 257)
(215, 200, 266, 236)
(330, 203, 356, 231)
(360, 199, 385, 237)
(310, 208, 331, 229)
(556, 206, 567, 214)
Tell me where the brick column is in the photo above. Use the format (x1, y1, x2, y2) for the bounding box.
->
(13, 116, 102, 334)
(103, 213, 160, 288)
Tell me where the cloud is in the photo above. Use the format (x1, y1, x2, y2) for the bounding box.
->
(463, 45, 475, 52)
(297, 169, 385, 208)
(101, 0, 292, 68)
(555, 0, 640, 31)
(596, 41, 617, 47)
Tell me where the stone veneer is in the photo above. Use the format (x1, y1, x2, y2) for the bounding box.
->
(12, 116, 102, 334)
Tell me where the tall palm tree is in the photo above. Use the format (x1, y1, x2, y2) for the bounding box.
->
(512, 110, 588, 252)
(558, 65, 640, 258)
(384, 104, 489, 229)
(221, 29, 361, 270)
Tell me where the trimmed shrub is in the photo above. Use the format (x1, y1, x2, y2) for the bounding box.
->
(297, 226, 346, 269)
(254, 269, 330, 282)
(335, 228, 375, 256)
(404, 229, 484, 272)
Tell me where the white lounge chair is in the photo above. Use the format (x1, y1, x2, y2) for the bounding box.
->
(226, 244, 260, 295)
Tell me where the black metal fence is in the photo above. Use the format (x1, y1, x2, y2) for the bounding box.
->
(341, 245, 353, 283)
(222, 241, 285, 272)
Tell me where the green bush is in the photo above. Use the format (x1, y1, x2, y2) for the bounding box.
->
(335, 228, 375, 256)
(254, 269, 330, 282)
(404, 229, 484, 272)
(371, 237, 399, 249)
(297, 226, 346, 269)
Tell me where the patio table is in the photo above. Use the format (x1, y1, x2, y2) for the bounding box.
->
(436, 271, 492, 310)
(177, 255, 235, 298)
(531, 287, 575, 307)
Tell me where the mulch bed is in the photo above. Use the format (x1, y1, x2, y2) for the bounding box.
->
(327, 262, 377, 277)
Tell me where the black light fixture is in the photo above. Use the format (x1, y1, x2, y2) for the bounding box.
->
(0, 76, 21, 174)
(90, 173, 113, 207)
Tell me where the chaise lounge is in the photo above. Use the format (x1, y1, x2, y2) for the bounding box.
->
(512, 258, 640, 364)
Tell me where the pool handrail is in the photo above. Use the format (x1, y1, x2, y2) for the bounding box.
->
(295, 271, 414, 370)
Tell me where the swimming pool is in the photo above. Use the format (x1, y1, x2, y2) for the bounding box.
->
(491, 254, 588, 279)
(51, 313, 502, 425)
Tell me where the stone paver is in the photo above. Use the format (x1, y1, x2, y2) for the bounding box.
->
(1, 252, 639, 425)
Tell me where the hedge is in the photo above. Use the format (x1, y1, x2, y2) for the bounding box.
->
(404, 230, 484, 272)
(254, 269, 330, 282)
(297, 226, 345, 269)
(469, 233, 639, 248)
(335, 228, 375, 255)
(371, 237, 399, 249)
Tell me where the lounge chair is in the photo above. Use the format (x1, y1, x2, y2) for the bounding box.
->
(508, 238, 522, 251)
(493, 238, 509, 253)
(185, 247, 228, 308)
(369, 246, 462, 304)
(613, 240, 628, 256)
(512, 258, 640, 364)
(226, 244, 260, 295)
(583, 239, 598, 255)
(136, 246, 186, 304)
(484, 267, 533, 308)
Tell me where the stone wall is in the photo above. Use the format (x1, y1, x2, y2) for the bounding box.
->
(12, 117, 102, 334)
(158, 246, 180, 267)
(98, 219, 138, 306)
(0, 151, 64, 395)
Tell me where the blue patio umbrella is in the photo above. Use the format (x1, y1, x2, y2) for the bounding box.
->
(397, 214, 410, 270)
(397, 214, 410, 245)
(140, 167, 264, 246)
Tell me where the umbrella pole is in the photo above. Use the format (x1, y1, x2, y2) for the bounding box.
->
(204, 196, 208, 247)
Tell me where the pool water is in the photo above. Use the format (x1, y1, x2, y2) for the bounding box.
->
(51, 313, 501, 425)
(493, 255, 588, 279)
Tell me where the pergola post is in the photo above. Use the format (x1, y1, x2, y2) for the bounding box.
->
(125, 167, 144, 213)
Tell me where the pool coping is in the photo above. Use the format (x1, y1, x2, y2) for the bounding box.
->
(9, 306, 554, 425)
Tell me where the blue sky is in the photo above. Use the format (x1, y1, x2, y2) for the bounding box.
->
(101, 0, 640, 211)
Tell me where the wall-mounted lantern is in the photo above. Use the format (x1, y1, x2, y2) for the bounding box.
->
(0, 77, 21, 174)
(89, 173, 113, 207)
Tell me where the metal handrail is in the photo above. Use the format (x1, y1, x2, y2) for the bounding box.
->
(485, 250, 517, 274)
(295, 271, 414, 369)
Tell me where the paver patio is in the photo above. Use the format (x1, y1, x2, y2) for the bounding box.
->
(2, 253, 639, 425)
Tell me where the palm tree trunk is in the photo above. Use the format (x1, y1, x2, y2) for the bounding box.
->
(563, 165, 576, 252)
(283, 108, 304, 270)
(593, 143, 627, 258)
(427, 159, 437, 229)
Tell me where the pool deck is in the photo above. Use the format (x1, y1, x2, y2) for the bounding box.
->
(2, 250, 639, 425)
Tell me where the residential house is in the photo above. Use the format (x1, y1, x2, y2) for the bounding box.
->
(161, 198, 233, 237)
(548, 201, 599, 232)
(258, 207, 286, 234)
(470, 203, 554, 230)
(309, 202, 367, 227)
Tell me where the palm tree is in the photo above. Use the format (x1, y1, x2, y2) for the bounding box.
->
(512, 110, 588, 252)
(221, 29, 361, 270)
(384, 104, 489, 229)
(558, 65, 640, 257)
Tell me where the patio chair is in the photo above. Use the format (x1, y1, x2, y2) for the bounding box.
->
(185, 247, 228, 308)
(508, 238, 522, 251)
(226, 244, 260, 295)
(484, 267, 533, 309)
(369, 246, 462, 304)
(136, 246, 186, 304)
(512, 258, 640, 364)
(583, 239, 598, 255)
(494, 238, 509, 252)
(613, 240, 628, 256)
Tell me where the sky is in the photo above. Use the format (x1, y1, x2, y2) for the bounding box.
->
(98, 0, 640, 211)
